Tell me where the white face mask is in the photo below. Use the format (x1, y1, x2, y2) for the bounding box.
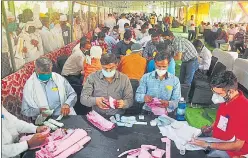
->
(211, 93, 226, 104)
(156, 69, 167, 77)
(102, 69, 116, 78)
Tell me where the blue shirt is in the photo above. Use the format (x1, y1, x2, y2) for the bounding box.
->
(22, 78, 77, 118)
(135, 71, 181, 112)
(147, 58, 176, 75)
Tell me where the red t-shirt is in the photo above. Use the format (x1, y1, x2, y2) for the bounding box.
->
(213, 91, 248, 157)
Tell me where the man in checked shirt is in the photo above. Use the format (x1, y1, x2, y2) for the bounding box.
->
(165, 31, 199, 85)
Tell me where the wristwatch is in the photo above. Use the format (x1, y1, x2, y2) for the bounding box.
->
(206, 142, 212, 150)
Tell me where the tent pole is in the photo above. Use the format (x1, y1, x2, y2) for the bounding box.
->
(2, 2, 17, 71)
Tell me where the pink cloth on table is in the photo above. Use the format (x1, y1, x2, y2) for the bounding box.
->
(151, 148, 166, 158)
(161, 137, 171, 158)
(147, 98, 168, 116)
(118, 144, 165, 158)
(36, 129, 91, 158)
(86, 110, 115, 131)
(19, 128, 51, 149)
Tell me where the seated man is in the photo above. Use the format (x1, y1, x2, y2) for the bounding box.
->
(81, 53, 133, 116)
(91, 31, 108, 54)
(22, 57, 77, 119)
(62, 37, 91, 85)
(230, 27, 245, 53)
(192, 39, 212, 75)
(191, 71, 248, 158)
(136, 52, 181, 113)
(143, 31, 164, 61)
(147, 43, 176, 75)
(114, 30, 134, 59)
(102, 27, 117, 54)
(2, 107, 48, 158)
(118, 43, 147, 95)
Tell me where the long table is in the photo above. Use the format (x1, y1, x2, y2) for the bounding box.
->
(22, 115, 206, 158)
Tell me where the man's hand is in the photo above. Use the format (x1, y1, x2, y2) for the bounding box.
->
(189, 138, 208, 148)
(116, 100, 125, 109)
(27, 133, 48, 149)
(159, 100, 169, 108)
(144, 95, 153, 103)
(96, 97, 110, 110)
(36, 126, 48, 133)
(201, 125, 213, 135)
(40, 108, 49, 117)
(61, 104, 70, 116)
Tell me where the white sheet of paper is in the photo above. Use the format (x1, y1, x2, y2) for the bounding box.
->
(56, 115, 63, 121)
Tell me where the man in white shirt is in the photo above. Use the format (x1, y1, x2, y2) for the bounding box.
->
(40, 16, 57, 54)
(104, 13, 116, 31)
(157, 14, 163, 28)
(117, 14, 130, 40)
(2, 107, 48, 158)
(193, 39, 212, 75)
(62, 37, 92, 85)
(188, 15, 196, 41)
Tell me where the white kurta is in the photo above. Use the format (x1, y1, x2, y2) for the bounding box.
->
(50, 24, 65, 49)
(2, 107, 37, 158)
(40, 26, 58, 54)
(20, 31, 44, 63)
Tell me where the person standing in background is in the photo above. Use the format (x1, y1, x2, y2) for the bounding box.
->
(104, 13, 116, 31)
(73, 16, 83, 40)
(60, 14, 71, 46)
(188, 15, 196, 41)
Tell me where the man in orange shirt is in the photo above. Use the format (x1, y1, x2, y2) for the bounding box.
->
(118, 43, 146, 82)
(118, 43, 147, 115)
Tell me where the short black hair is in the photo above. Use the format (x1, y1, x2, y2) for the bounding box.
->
(148, 28, 156, 35)
(154, 50, 171, 63)
(151, 31, 159, 38)
(102, 27, 110, 34)
(108, 13, 112, 16)
(100, 53, 118, 65)
(156, 42, 168, 52)
(113, 25, 119, 29)
(210, 71, 238, 90)
(124, 30, 132, 40)
(80, 37, 88, 48)
(141, 24, 146, 30)
(124, 23, 130, 27)
(98, 32, 106, 39)
(163, 30, 174, 37)
(192, 39, 203, 48)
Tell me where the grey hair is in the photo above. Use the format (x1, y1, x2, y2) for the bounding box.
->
(35, 57, 52, 72)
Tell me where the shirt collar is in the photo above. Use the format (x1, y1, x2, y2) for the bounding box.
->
(100, 70, 120, 80)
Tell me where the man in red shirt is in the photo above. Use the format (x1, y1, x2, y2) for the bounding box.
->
(190, 71, 248, 158)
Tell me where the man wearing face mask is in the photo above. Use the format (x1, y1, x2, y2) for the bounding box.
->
(136, 52, 181, 114)
(102, 27, 117, 54)
(166, 30, 199, 85)
(114, 30, 134, 59)
(62, 37, 91, 85)
(143, 31, 164, 61)
(190, 71, 248, 158)
(22, 57, 77, 119)
(91, 32, 108, 54)
(60, 14, 71, 45)
(81, 53, 133, 116)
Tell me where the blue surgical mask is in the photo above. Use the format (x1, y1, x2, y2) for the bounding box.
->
(50, 23, 55, 29)
(125, 28, 130, 31)
(38, 73, 52, 82)
(7, 22, 18, 32)
(102, 69, 116, 78)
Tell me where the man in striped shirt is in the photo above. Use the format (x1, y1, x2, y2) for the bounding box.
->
(166, 31, 199, 85)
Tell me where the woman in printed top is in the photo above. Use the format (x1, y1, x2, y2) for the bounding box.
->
(83, 46, 103, 84)
(91, 32, 108, 54)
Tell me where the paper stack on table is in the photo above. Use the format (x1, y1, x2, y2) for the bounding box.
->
(158, 116, 203, 151)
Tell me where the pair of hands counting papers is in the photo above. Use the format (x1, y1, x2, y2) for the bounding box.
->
(147, 98, 168, 116)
